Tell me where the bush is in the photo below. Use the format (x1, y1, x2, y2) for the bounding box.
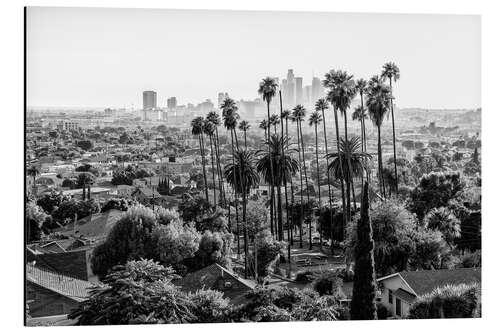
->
(295, 270, 315, 284)
(313, 272, 344, 297)
(408, 283, 480, 319)
(188, 290, 232, 323)
(376, 303, 389, 319)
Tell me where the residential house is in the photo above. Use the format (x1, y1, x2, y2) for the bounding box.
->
(26, 264, 94, 318)
(377, 268, 481, 318)
(174, 263, 256, 305)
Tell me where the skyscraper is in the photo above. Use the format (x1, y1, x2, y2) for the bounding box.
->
(311, 77, 323, 103)
(143, 91, 157, 110)
(167, 97, 177, 109)
(295, 77, 303, 105)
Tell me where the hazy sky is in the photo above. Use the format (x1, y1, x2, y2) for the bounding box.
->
(27, 7, 480, 109)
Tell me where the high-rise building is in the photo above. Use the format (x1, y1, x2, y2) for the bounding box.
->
(143, 91, 157, 110)
(311, 77, 323, 103)
(295, 77, 303, 105)
(217, 92, 229, 108)
(304, 85, 312, 106)
(167, 97, 177, 109)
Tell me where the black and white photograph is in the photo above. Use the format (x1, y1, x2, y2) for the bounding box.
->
(2, 0, 495, 329)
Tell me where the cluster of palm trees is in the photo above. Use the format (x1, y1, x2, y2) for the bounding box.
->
(190, 62, 400, 277)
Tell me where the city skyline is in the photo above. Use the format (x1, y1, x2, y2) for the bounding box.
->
(27, 7, 480, 109)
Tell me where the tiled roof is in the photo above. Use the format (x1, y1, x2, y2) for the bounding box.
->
(60, 209, 125, 240)
(399, 268, 481, 296)
(26, 264, 95, 302)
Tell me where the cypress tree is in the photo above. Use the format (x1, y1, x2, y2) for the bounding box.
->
(350, 182, 378, 320)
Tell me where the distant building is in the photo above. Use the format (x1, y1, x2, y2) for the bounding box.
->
(295, 77, 303, 105)
(56, 121, 79, 131)
(167, 97, 177, 109)
(143, 90, 157, 110)
(218, 92, 229, 107)
(312, 77, 323, 103)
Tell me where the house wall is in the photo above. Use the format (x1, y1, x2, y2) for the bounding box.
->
(379, 276, 414, 318)
(26, 282, 80, 318)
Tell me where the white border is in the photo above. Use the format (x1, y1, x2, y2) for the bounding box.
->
(1, 0, 498, 332)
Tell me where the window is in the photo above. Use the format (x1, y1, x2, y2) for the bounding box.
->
(396, 298, 402, 317)
(388, 289, 393, 304)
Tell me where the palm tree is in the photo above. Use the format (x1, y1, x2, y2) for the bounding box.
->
(269, 114, 280, 134)
(355, 78, 368, 152)
(224, 149, 260, 279)
(238, 120, 251, 148)
(259, 119, 268, 139)
(366, 75, 392, 197)
(206, 111, 225, 207)
(281, 108, 294, 245)
(308, 111, 323, 247)
(191, 116, 209, 202)
(292, 104, 312, 248)
(258, 77, 279, 238)
(221, 97, 241, 255)
(257, 135, 299, 243)
(203, 119, 217, 206)
(27, 165, 40, 193)
(327, 137, 372, 202)
(381, 62, 401, 195)
(315, 98, 335, 252)
(323, 70, 357, 239)
(352, 105, 369, 189)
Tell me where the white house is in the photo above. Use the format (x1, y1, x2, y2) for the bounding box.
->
(377, 268, 481, 318)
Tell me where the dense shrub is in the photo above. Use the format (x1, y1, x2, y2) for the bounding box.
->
(295, 270, 315, 284)
(408, 283, 480, 319)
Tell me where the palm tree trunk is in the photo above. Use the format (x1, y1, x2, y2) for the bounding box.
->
(342, 116, 352, 239)
(389, 79, 399, 195)
(214, 127, 225, 208)
(286, 119, 294, 246)
(231, 131, 241, 258)
(266, 102, 276, 240)
(314, 124, 322, 249)
(239, 155, 249, 279)
(321, 108, 335, 254)
(296, 120, 304, 248)
(279, 93, 291, 270)
(377, 125, 385, 197)
(299, 122, 312, 250)
(333, 108, 347, 241)
(199, 133, 210, 202)
(209, 135, 217, 206)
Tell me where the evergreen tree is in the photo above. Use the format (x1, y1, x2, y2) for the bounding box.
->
(350, 182, 377, 320)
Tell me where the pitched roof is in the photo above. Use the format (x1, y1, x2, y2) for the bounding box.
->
(174, 264, 256, 296)
(59, 209, 124, 240)
(399, 268, 481, 296)
(393, 288, 417, 303)
(26, 264, 95, 302)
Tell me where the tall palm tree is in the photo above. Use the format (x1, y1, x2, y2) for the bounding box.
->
(308, 111, 323, 247)
(224, 149, 260, 279)
(257, 135, 299, 243)
(366, 75, 392, 197)
(191, 116, 209, 202)
(207, 111, 225, 207)
(258, 77, 279, 238)
(27, 165, 40, 193)
(327, 137, 372, 190)
(293, 104, 312, 248)
(323, 70, 357, 239)
(238, 120, 251, 148)
(355, 78, 368, 153)
(315, 98, 335, 252)
(381, 62, 401, 195)
(269, 114, 280, 134)
(221, 98, 241, 255)
(352, 105, 369, 190)
(281, 108, 294, 245)
(203, 119, 217, 206)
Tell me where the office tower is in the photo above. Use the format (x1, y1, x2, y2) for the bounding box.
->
(311, 77, 323, 103)
(218, 92, 229, 107)
(143, 91, 157, 110)
(295, 77, 303, 105)
(167, 97, 177, 109)
(304, 85, 312, 106)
